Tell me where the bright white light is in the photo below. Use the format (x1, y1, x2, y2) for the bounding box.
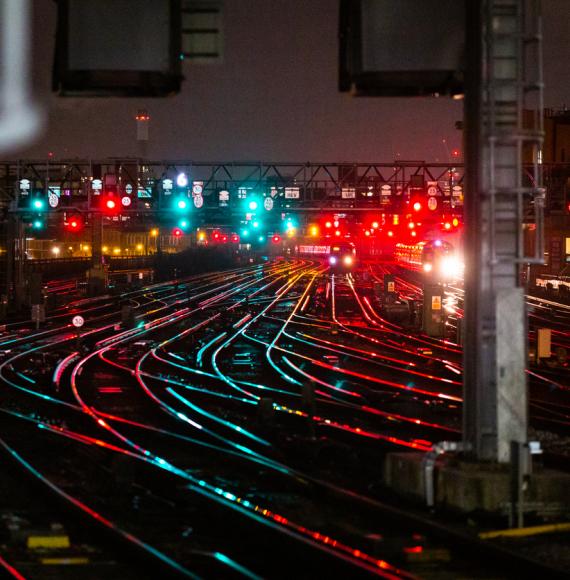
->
(329, 256, 337, 265)
(51, 246, 60, 256)
(176, 173, 188, 187)
(423, 263, 433, 272)
(343, 255, 353, 266)
(440, 257, 463, 279)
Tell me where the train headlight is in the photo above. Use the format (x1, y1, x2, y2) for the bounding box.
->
(441, 257, 461, 279)
(423, 263, 433, 272)
(329, 256, 337, 265)
(343, 255, 353, 266)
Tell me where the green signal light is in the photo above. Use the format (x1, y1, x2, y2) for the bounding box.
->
(179, 219, 189, 229)
(258, 235, 265, 243)
(32, 219, 43, 229)
(248, 200, 258, 211)
(176, 199, 188, 210)
(242, 229, 250, 237)
(252, 221, 259, 228)
(32, 199, 45, 210)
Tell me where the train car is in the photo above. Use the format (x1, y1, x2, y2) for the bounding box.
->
(395, 240, 463, 281)
(393, 242, 425, 271)
(328, 242, 356, 271)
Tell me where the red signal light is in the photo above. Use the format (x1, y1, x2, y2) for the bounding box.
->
(231, 234, 240, 243)
(325, 221, 332, 229)
(66, 215, 83, 232)
(452, 149, 460, 158)
(103, 196, 117, 212)
(213, 231, 220, 240)
(413, 201, 422, 212)
(335, 230, 341, 237)
(222, 235, 228, 243)
(272, 234, 281, 243)
(173, 228, 183, 237)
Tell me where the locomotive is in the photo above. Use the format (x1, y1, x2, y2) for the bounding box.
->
(395, 240, 462, 281)
(328, 242, 357, 271)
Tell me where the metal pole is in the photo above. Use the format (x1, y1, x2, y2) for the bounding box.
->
(463, 0, 530, 463)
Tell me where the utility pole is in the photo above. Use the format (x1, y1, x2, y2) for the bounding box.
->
(463, 0, 544, 462)
(88, 212, 106, 295)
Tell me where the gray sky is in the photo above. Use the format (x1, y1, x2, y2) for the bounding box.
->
(12, 0, 570, 162)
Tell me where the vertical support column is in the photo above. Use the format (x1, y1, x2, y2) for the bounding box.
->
(88, 212, 106, 295)
(91, 212, 103, 267)
(11, 216, 26, 308)
(463, 0, 529, 462)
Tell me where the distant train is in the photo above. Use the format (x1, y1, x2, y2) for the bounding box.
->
(295, 241, 357, 270)
(328, 242, 356, 270)
(394, 240, 463, 281)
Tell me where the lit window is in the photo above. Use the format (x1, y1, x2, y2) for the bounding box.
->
(181, 1, 223, 63)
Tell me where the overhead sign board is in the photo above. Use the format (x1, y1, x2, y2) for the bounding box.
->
(284, 187, 300, 199)
(92, 178, 102, 192)
(339, 0, 465, 97)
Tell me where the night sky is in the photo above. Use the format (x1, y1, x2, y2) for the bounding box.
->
(14, 0, 570, 162)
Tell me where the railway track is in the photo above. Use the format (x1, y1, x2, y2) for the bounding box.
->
(0, 259, 568, 578)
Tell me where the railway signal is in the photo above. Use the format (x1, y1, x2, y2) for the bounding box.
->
(65, 214, 84, 232)
(101, 194, 119, 214)
(31, 197, 45, 211)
